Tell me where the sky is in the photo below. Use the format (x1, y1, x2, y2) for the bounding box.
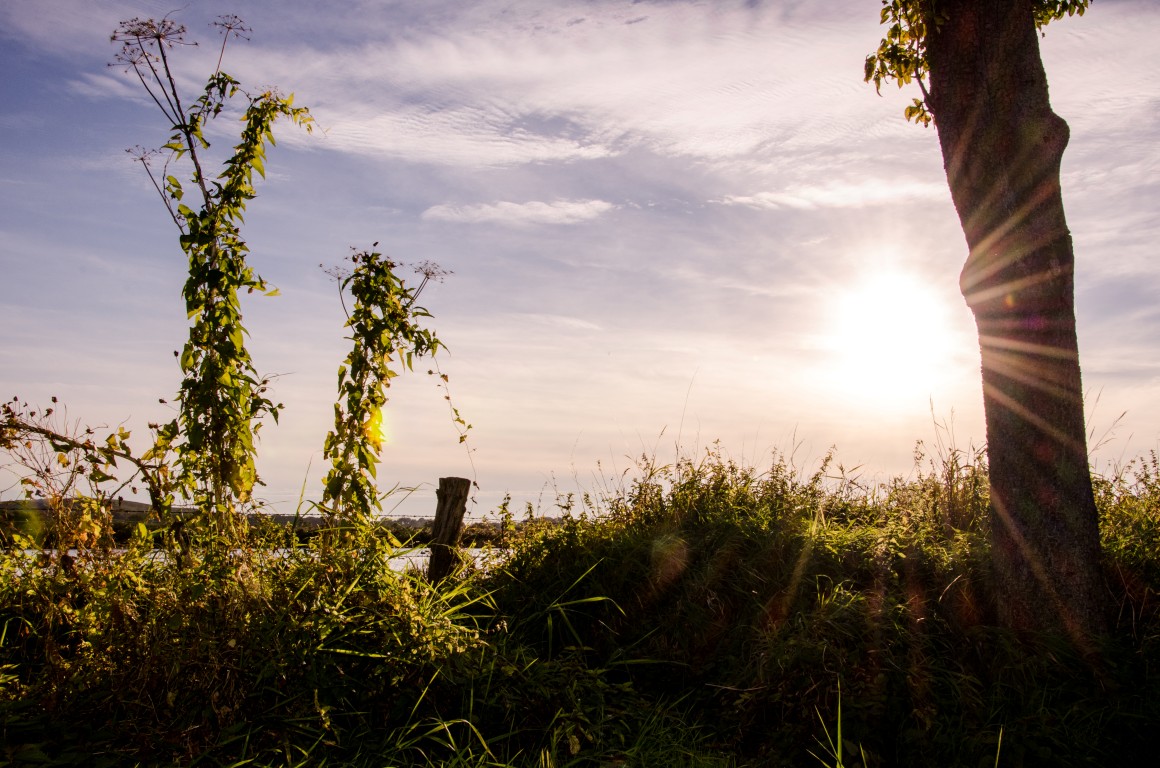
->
(1, 0, 1157, 520)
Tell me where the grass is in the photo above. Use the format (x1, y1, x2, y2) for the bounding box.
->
(1, 443, 1158, 766)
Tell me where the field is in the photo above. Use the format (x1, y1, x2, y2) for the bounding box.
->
(2, 445, 1157, 766)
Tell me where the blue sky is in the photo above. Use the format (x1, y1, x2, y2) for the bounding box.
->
(2, 0, 1157, 518)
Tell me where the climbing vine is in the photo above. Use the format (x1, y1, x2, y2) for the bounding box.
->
(3, 15, 471, 556)
(113, 16, 313, 538)
(321, 248, 449, 524)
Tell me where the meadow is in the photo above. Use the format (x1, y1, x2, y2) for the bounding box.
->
(1, 442, 1157, 767)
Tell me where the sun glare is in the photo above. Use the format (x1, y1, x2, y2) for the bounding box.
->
(364, 409, 391, 448)
(378, 411, 392, 446)
(821, 267, 961, 409)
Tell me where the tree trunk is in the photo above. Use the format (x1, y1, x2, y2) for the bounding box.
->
(924, 0, 1106, 640)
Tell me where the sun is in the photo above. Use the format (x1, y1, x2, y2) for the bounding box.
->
(820, 267, 962, 409)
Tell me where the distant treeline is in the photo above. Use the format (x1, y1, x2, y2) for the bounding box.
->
(0, 498, 506, 548)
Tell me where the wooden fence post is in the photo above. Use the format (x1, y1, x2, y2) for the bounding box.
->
(427, 476, 471, 584)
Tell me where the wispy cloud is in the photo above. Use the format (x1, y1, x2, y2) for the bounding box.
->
(0, 0, 140, 56)
(321, 107, 616, 167)
(422, 198, 613, 226)
(668, 264, 817, 300)
(505, 313, 602, 332)
(228, 0, 900, 170)
(67, 71, 143, 102)
(719, 178, 946, 211)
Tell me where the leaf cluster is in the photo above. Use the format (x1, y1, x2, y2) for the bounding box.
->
(864, 0, 1091, 126)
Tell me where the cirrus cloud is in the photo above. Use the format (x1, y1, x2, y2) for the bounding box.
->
(421, 198, 614, 226)
(719, 178, 946, 211)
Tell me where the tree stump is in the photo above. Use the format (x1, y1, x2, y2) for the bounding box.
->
(427, 476, 471, 584)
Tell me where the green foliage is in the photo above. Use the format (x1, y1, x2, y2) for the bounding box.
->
(4, 13, 462, 555)
(320, 250, 446, 525)
(0, 397, 172, 550)
(2, 441, 1158, 765)
(0, 523, 487, 765)
(114, 16, 313, 538)
(1096, 451, 1160, 585)
(864, 0, 1091, 126)
(486, 445, 1157, 766)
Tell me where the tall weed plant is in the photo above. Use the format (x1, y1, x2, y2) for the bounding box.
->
(112, 16, 314, 539)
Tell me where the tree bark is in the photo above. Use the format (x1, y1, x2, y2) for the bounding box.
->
(924, 0, 1105, 640)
